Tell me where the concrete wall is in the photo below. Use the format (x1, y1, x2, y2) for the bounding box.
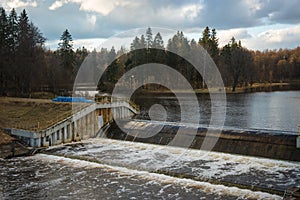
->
(10, 101, 138, 147)
(106, 120, 300, 162)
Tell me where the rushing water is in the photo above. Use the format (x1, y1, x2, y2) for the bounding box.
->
(1, 138, 291, 200)
(134, 91, 300, 133)
(1, 91, 299, 199)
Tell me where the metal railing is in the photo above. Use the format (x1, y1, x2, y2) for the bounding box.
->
(14, 103, 90, 132)
(95, 95, 140, 111)
(13, 97, 139, 132)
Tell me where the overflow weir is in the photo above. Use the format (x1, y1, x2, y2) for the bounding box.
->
(5, 96, 300, 162)
(106, 119, 300, 162)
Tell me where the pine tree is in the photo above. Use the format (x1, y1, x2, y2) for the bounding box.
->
(8, 8, 18, 53)
(146, 27, 153, 49)
(199, 26, 219, 62)
(0, 8, 8, 51)
(153, 32, 164, 49)
(0, 8, 9, 94)
(140, 34, 146, 49)
(0, 8, 45, 95)
(199, 26, 210, 49)
(209, 28, 219, 61)
(58, 29, 75, 86)
(58, 29, 73, 54)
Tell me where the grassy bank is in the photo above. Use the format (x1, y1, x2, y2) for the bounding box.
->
(0, 97, 88, 131)
(133, 82, 298, 95)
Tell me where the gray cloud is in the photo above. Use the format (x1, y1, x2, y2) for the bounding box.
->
(254, 0, 300, 24)
(1, 0, 299, 50)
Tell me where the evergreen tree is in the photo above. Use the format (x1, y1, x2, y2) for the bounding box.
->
(130, 36, 140, 51)
(140, 34, 146, 49)
(153, 32, 164, 49)
(221, 37, 252, 91)
(58, 29, 75, 86)
(0, 8, 9, 94)
(199, 26, 219, 62)
(209, 28, 219, 61)
(8, 8, 18, 53)
(199, 26, 210, 49)
(0, 8, 8, 51)
(146, 27, 153, 49)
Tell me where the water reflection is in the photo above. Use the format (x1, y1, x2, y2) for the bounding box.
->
(134, 91, 300, 132)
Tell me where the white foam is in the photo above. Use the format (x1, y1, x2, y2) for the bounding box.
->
(31, 154, 282, 200)
(60, 138, 300, 179)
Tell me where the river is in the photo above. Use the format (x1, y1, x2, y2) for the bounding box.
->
(134, 91, 300, 133)
(1, 91, 299, 199)
(1, 138, 293, 200)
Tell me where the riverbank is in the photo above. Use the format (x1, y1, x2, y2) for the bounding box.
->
(133, 82, 300, 96)
(0, 129, 29, 158)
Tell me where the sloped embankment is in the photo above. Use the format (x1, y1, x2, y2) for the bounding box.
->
(0, 130, 29, 158)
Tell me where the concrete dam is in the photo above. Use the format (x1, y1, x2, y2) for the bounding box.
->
(5, 95, 299, 162)
(8, 96, 139, 148)
(105, 119, 300, 162)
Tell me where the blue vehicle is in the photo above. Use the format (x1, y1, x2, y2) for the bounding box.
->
(52, 96, 94, 103)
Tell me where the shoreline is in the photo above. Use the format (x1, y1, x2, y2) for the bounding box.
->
(133, 82, 300, 96)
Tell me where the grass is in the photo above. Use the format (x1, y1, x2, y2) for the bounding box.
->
(0, 97, 88, 131)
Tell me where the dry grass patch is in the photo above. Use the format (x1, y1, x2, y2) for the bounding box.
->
(0, 97, 88, 130)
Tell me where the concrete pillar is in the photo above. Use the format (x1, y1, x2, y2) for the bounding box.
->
(78, 118, 82, 140)
(82, 116, 86, 139)
(30, 138, 35, 147)
(85, 114, 89, 139)
(42, 136, 49, 147)
(70, 122, 74, 141)
(95, 111, 98, 133)
(91, 112, 95, 137)
(58, 129, 62, 144)
(63, 126, 67, 143)
(51, 132, 55, 145)
(74, 120, 80, 141)
(84, 114, 88, 139)
(35, 138, 41, 147)
(66, 125, 70, 142)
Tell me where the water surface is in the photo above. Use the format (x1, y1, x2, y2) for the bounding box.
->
(134, 91, 300, 133)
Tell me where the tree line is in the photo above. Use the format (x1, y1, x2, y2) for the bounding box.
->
(0, 8, 87, 96)
(0, 8, 300, 97)
(100, 27, 300, 92)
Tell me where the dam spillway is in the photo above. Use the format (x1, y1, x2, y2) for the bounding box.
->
(105, 119, 300, 162)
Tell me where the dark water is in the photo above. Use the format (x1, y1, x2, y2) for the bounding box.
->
(134, 91, 300, 133)
(1, 154, 272, 200)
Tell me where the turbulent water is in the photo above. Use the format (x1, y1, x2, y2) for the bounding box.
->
(1, 91, 300, 199)
(1, 138, 298, 199)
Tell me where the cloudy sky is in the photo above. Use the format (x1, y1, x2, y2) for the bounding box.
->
(1, 0, 300, 51)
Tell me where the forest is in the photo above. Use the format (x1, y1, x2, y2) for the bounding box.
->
(0, 7, 300, 97)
